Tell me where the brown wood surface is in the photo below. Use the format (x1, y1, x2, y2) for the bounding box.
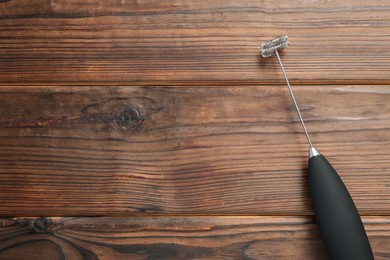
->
(1, 216, 390, 260)
(1, 0, 390, 259)
(0, 85, 388, 216)
(0, 0, 389, 85)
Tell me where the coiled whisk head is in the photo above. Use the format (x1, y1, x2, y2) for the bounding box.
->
(260, 35, 289, 57)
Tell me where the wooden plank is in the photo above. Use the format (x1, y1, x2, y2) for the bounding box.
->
(0, 216, 389, 259)
(0, 0, 389, 85)
(0, 85, 388, 216)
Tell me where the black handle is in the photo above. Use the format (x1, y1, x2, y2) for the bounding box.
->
(309, 155, 374, 260)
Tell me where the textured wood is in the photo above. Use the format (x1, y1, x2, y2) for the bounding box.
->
(1, 0, 389, 258)
(0, 0, 390, 85)
(0, 216, 389, 260)
(0, 85, 388, 216)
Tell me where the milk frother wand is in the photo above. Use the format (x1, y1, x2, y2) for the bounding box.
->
(260, 35, 374, 260)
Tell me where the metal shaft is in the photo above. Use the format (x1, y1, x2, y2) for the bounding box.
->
(275, 50, 313, 148)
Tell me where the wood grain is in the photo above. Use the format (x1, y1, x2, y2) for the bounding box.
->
(0, 85, 388, 216)
(0, 216, 389, 260)
(1, 1, 390, 257)
(0, 0, 390, 85)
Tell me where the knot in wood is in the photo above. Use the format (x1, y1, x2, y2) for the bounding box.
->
(32, 217, 52, 233)
(114, 105, 144, 131)
(16, 217, 54, 234)
(118, 111, 133, 125)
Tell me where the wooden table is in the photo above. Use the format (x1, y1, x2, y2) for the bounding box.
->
(0, 1, 389, 259)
